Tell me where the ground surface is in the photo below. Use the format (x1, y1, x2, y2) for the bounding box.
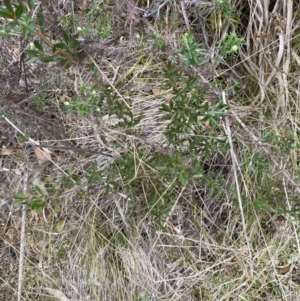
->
(1, 1, 300, 300)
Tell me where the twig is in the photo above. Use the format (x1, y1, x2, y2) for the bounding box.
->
(180, 1, 191, 32)
(282, 172, 300, 257)
(17, 147, 29, 301)
(143, 0, 171, 18)
(28, 144, 117, 159)
(222, 91, 253, 279)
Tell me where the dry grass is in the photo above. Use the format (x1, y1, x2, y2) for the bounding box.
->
(1, 0, 300, 300)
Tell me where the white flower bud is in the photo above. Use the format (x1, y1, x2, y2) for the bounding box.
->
(231, 45, 238, 52)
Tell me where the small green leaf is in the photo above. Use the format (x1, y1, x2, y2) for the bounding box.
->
(62, 30, 70, 44)
(52, 42, 67, 51)
(35, 185, 46, 196)
(69, 37, 80, 48)
(4, 0, 14, 17)
(37, 12, 45, 33)
(27, 0, 35, 10)
(12, 199, 25, 205)
(56, 220, 65, 232)
(25, 56, 39, 64)
(14, 193, 29, 200)
(40, 55, 60, 62)
(131, 115, 142, 126)
(25, 49, 41, 56)
(193, 173, 203, 178)
(160, 104, 170, 112)
(30, 198, 46, 214)
(15, 5, 24, 19)
(34, 40, 43, 52)
(0, 8, 12, 19)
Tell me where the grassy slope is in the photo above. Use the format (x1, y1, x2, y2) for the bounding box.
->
(1, 0, 300, 300)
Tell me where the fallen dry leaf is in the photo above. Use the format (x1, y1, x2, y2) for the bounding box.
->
(278, 264, 292, 275)
(0, 148, 12, 155)
(14, 169, 21, 175)
(43, 288, 70, 301)
(151, 86, 161, 95)
(0, 148, 23, 156)
(34, 148, 51, 165)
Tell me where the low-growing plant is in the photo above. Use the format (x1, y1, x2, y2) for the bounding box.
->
(215, 0, 235, 19)
(218, 32, 244, 57)
(177, 32, 205, 68)
(161, 62, 228, 154)
(13, 186, 47, 214)
(101, 143, 205, 225)
(152, 33, 166, 49)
